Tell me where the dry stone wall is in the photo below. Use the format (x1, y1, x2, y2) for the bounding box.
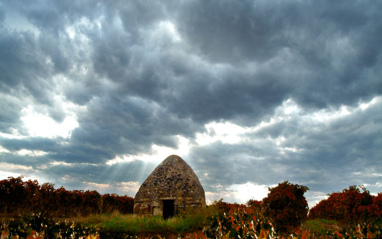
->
(134, 155, 206, 217)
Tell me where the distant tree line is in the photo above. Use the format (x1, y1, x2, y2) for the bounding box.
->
(211, 181, 382, 234)
(309, 185, 382, 223)
(0, 177, 134, 217)
(244, 182, 382, 233)
(2, 175, 382, 231)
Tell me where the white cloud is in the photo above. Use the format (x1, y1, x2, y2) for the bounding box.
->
(276, 98, 302, 116)
(359, 96, 381, 111)
(0, 162, 33, 171)
(159, 21, 182, 42)
(0, 130, 25, 140)
(205, 182, 274, 205)
(116, 181, 141, 194)
(106, 135, 191, 165)
(50, 161, 74, 167)
(195, 99, 303, 147)
(227, 182, 273, 203)
(49, 161, 99, 167)
(4, 6, 41, 36)
(305, 191, 329, 209)
(0, 146, 10, 154)
(84, 181, 111, 189)
(305, 96, 381, 124)
(0, 171, 22, 180)
(64, 17, 95, 45)
(0, 163, 50, 185)
(15, 149, 48, 157)
(152, 20, 182, 43)
(20, 105, 79, 139)
(195, 121, 249, 146)
(81, 180, 140, 196)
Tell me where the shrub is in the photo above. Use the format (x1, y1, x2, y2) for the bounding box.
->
(262, 181, 309, 233)
(309, 185, 378, 224)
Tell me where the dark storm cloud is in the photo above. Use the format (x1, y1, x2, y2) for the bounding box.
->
(175, 0, 382, 109)
(0, 137, 58, 152)
(1, 0, 382, 203)
(0, 5, 5, 25)
(177, 0, 288, 63)
(253, 100, 381, 192)
(0, 29, 49, 94)
(188, 96, 382, 195)
(0, 95, 22, 133)
(189, 141, 285, 192)
(19, 1, 101, 34)
(59, 94, 202, 164)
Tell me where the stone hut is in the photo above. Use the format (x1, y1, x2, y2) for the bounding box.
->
(133, 155, 206, 218)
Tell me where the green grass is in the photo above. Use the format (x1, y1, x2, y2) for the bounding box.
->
(76, 210, 208, 236)
(303, 218, 342, 237)
(2, 210, 380, 238)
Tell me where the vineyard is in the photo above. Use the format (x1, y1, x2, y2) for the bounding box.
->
(0, 177, 134, 217)
(1, 177, 382, 238)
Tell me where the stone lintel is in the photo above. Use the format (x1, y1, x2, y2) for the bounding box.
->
(160, 197, 176, 200)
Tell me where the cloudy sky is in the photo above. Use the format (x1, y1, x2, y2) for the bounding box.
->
(1, 0, 381, 208)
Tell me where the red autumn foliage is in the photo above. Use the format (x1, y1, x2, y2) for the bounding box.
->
(309, 185, 382, 224)
(262, 181, 309, 233)
(246, 199, 261, 209)
(0, 176, 133, 217)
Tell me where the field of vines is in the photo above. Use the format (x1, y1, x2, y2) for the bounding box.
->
(1, 205, 382, 238)
(2, 177, 382, 238)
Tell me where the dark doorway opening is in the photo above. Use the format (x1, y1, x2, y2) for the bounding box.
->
(163, 200, 175, 219)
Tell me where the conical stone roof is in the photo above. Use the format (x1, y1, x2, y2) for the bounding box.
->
(134, 154, 205, 205)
